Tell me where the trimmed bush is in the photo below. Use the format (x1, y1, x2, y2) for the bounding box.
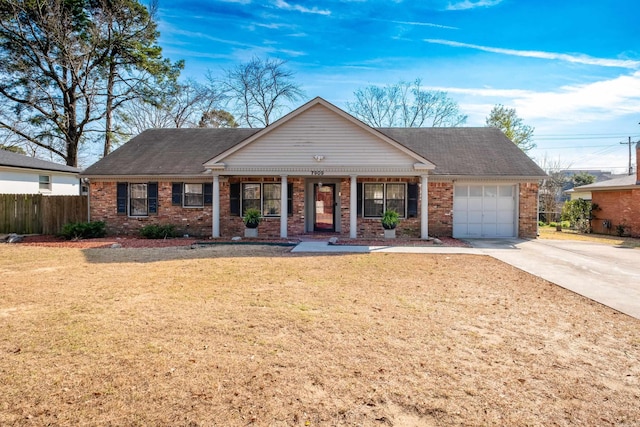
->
(139, 224, 177, 239)
(60, 221, 106, 240)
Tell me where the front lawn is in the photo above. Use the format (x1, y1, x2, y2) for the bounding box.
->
(1, 245, 638, 425)
(538, 225, 640, 248)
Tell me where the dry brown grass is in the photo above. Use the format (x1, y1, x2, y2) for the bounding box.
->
(1, 244, 639, 426)
(539, 226, 640, 248)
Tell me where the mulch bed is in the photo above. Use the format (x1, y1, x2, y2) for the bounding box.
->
(13, 235, 470, 249)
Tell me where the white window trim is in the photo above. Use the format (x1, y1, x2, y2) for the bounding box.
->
(38, 174, 51, 192)
(129, 183, 148, 217)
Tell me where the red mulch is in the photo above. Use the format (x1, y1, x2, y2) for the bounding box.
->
(15, 235, 470, 249)
(18, 235, 200, 249)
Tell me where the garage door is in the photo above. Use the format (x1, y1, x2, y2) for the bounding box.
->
(453, 184, 516, 238)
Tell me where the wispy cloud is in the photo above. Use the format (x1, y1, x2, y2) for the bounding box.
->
(424, 39, 640, 69)
(273, 0, 331, 15)
(390, 20, 458, 30)
(431, 71, 640, 125)
(446, 0, 504, 11)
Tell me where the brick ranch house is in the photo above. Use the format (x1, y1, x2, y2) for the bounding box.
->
(573, 143, 640, 237)
(81, 97, 546, 240)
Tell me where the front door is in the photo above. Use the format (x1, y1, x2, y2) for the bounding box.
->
(314, 183, 335, 232)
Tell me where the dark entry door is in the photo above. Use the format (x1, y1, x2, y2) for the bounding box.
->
(314, 183, 335, 232)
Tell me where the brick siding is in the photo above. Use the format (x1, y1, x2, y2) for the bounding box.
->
(89, 178, 541, 239)
(518, 182, 539, 239)
(591, 189, 640, 237)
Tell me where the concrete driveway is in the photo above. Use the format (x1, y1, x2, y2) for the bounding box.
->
(294, 238, 640, 319)
(469, 239, 640, 320)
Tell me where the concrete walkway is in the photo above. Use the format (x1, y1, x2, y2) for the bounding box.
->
(292, 239, 640, 320)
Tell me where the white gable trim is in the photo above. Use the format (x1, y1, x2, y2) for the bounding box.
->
(203, 97, 436, 170)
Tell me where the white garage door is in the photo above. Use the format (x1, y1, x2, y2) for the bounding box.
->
(453, 184, 516, 238)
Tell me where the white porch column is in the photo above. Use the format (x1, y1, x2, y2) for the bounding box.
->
(280, 175, 288, 238)
(420, 174, 429, 239)
(350, 175, 358, 238)
(212, 174, 220, 238)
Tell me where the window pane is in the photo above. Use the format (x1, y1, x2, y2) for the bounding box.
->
(499, 185, 513, 197)
(130, 183, 147, 216)
(454, 185, 468, 197)
(38, 175, 50, 190)
(386, 184, 405, 216)
(184, 183, 204, 207)
(263, 183, 281, 216)
(364, 199, 384, 217)
(469, 186, 483, 197)
(364, 183, 384, 217)
(242, 183, 261, 214)
(484, 186, 497, 197)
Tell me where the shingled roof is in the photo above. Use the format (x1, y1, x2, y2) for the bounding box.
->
(83, 128, 260, 177)
(82, 126, 545, 179)
(0, 149, 81, 173)
(378, 127, 545, 177)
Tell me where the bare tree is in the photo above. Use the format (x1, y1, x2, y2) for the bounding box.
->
(220, 57, 304, 127)
(538, 155, 571, 223)
(346, 79, 467, 128)
(118, 79, 221, 136)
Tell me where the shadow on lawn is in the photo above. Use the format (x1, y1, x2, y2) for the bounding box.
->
(80, 243, 358, 264)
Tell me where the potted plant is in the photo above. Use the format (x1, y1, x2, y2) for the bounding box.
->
(381, 209, 400, 239)
(243, 207, 262, 237)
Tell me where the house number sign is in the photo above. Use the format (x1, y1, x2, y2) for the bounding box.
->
(311, 170, 325, 175)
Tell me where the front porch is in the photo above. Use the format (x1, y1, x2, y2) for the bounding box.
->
(213, 175, 432, 239)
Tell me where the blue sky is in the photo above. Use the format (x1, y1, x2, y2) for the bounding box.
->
(156, 0, 640, 173)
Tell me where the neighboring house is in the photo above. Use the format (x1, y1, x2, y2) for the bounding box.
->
(573, 144, 639, 237)
(565, 187, 593, 201)
(81, 97, 546, 239)
(563, 170, 630, 201)
(0, 149, 82, 195)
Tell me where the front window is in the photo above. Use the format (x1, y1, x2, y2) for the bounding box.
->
(184, 183, 203, 207)
(364, 183, 384, 217)
(386, 183, 406, 214)
(242, 183, 261, 213)
(363, 183, 406, 217)
(130, 183, 148, 216)
(263, 183, 281, 216)
(39, 175, 51, 191)
(242, 183, 282, 216)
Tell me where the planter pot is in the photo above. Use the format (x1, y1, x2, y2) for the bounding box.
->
(244, 228, 258, 238)
(384, 228, 396, 239)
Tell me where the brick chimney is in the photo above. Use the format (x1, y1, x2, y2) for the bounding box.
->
(637, 142, 640, 185)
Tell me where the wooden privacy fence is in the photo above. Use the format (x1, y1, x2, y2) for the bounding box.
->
(0, 194, 88, 235)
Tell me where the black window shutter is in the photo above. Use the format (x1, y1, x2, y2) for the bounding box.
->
(116, 183, 127, 215)
(148, 182, 158, 214)
(204, 183, 213, 206)
(172, 183, 182, 205)
(286, 182, 293, 217)
(230, 182, 240, 216)
(407, 183, 418, 218)
(356, 182, 363, 217)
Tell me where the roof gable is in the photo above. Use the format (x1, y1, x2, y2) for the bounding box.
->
(204, 97, 434, 169)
